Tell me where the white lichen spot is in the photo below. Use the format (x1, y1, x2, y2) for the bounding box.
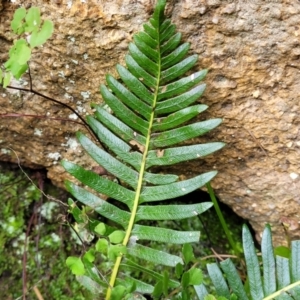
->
(290, 172, 299, 180)
(46, 112, 51, 116)
(67, 138, 79, 150)
(51, 232, 61, 243)
(65, 64, 69, 69)
(69, 36, 75, 43)
(2, 93, 6, 97)
(67, 1, 72, 9)
(64, 93, 73, 100)
(1, 148, 11, 155)
(81, 91, 91, 100)
(48, 152, 61, 161)
(71, 59, 78, 64)
(69, 79, 75, 84)
(39, 202, 59, 221)
(34, 128, 43, 137)
(83, 53, 88, 60)
(58, 71, 65, 78)
(69, 113, 78, 120)
(76, 106, 86, 113)
(252, 90, 260, 98)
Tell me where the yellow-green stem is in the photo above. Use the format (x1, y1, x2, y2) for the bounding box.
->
(105, 27, 162, 300)
(206, 182, 240, 257)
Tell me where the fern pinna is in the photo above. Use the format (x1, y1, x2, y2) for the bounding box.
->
(62, 0, 224, 298)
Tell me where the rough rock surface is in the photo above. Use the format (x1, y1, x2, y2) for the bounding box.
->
(1, 0, 300, 245)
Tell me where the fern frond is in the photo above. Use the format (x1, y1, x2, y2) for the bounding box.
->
(62, 0, 224, 297)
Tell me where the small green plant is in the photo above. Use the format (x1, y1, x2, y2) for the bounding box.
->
(0, 6, 53, 87)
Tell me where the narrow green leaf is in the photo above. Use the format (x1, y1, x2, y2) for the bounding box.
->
(65, 181, 130, 228)
(162, 270, 169, 296)
(160, 24, 176, 44)
(127, 243, 183, 267)
(143, 23, 157, 40)
(30, 20, 54, 48)
(194, 284, 209, 300)
(151, 119, 222, 148)
(153, 281, 163, 298)
(207, 263, 230, 298)
(159, 18, 171, 33)
(274, 246, 290, 259)
(62, 160, 135, 209)
(242, 224, 264, 300)
(86, 115, 142, 170)
(76, 276, 103, 296)
(116, 277, 154, 295)
(175, 263, 184, 278)
(131, 224, 200, 244)
(152, 105, 208, 132)
(11, 7, 26, 34)
(136, 202, 213, 221)
(146, 143, 225, 168)
(106, 73, 152, 120)
(121, 259, 180, 289)
(152, 0, 166, 26)
(129, 43, 158, 76)
(158, 70, 207, 100)
(94, 105, 146, 147)
(0, 69, 2, 84)
(276, 256, 291, 289)
(161, 43, 190, 70)
(143, 172, 179, 185)
(134, 34, 159, 62)
(291, 241, 300, 281)
(220, 259, 249, 300)
(140, 171, 217, 203)
(156, 84, 206, 115)
(100, 84, 148, 135)
(182, 243, 194, 264)
(181, 271, 190, 288)
(125, 54, 157, 88)
(261, 224, 276, 296)
(135, 31, 158, 49)
(77, 132, 139, 188)
(160, 55, 198, 84)
(161, 32, 181, 55)
(117, 64, 154, 105)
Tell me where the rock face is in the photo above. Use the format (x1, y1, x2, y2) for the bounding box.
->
(1, 0, 300, 245)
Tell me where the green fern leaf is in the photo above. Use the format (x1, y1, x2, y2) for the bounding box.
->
(243, 224, 264, 299)
(261, 224, 276, 296)
(62, 0, 224, 297)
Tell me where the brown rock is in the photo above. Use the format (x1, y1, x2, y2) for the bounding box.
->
(1, 0, 300, 245)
